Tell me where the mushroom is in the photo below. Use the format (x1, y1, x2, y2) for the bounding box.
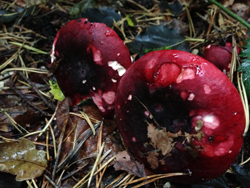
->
(51, 18, 132, 117)
(115, 50, 245, 183)
(202, 42, 240, 73)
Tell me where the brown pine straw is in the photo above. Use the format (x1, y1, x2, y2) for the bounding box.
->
(121, 172, 189, 188)
(237, 72, 249, 136)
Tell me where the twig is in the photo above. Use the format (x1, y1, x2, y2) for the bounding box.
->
(208, 0, 250, 30)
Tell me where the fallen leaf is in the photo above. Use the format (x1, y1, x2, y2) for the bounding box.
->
(146, 151, 159, 170)
(190, 174, 229, 188)
(71, 5, 122, 28)
(0, 91, 44, 131)
(55, 103, 123, 179)
(114, 150, 146, 177)
(232, 3, 250, 20)
(160, 0, 184, 16)
(147, 123, 176, 156)
(49, 80, 65, 101)
(0, 138, 47, 181)
(232, 163, 250, 188)
(126, 25, 190, 57)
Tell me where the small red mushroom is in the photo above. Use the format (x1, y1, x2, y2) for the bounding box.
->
(115, 50, 245, 183)
(51, 18, 132, 117)
(202, 42, 240, 73)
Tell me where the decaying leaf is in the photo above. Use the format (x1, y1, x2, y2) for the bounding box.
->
(147, 151, 159, 170)
(232, 3, 250, 20)
(114, 150, 146, 178)
(0, 138, 47, 181)
(55, 97, 71, 135)
(147, 123, 177, 155)
(0, 91, 43, 132)
(55, 102, 123, 179)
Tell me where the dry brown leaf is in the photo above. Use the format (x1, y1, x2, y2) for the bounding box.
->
(55, 97, 71, 135)
(55, 103, 123, 179)
(146, 151, 159, 170)
(114, 150, 146, 178)
(232, 3, 250, 20)
(0, 138, 47, 181)
(0, 92, 43, 130)
(147, 123, 177, 156)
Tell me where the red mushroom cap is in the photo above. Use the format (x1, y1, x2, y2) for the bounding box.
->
(203, 42, 240, 72)
(51, 18, 132, 117)
(115, 50, 245, 183)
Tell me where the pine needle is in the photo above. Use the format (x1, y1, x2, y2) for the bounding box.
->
(9, 41, 49, 54)
(237, 72, 249, 136)
(79, 111, 96, 135)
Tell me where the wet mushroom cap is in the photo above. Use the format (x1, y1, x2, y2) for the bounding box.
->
(203, 42, 240, 72)
(51, 18, 132, 117)
(115, 50, 245, 183)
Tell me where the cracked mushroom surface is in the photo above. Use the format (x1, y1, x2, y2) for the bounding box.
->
(51, 18, 132, 117)
(115, 50, 245, 183)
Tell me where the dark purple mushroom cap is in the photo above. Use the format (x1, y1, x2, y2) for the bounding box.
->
(51, 18, 132, 117)
(203, 42, 240, 72)
(115, 50, 245, 183)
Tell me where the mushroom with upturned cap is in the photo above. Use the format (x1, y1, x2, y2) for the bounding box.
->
(115, 50, 245, 183)
(51, 18, 132, 117)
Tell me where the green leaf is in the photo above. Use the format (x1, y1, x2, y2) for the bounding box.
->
(49, 80, 65, 101)
(126, 14, 135, 27)
(238, 38, 250, 99)
(76, 6, 122, 28)
(126, 25, 190, 57)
